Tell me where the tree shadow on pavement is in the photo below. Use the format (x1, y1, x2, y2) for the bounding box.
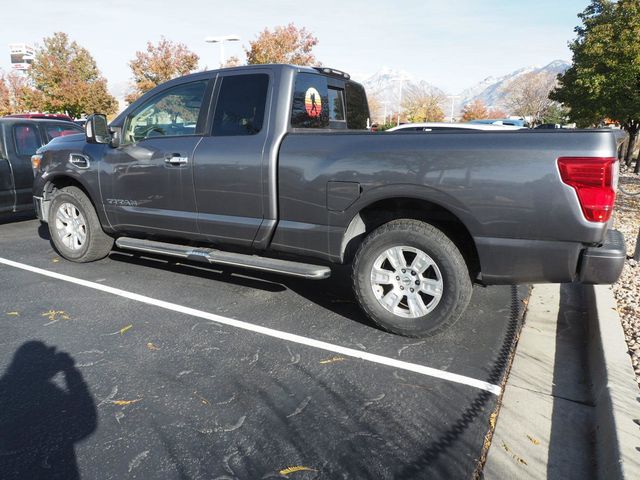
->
(108, 251, 374, 328)
(0, 341, 97, 480)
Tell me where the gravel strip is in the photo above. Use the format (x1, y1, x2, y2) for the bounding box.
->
(612, 166, 640, 387)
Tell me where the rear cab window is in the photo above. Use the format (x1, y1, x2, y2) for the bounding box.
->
(291, 71, 369, 130)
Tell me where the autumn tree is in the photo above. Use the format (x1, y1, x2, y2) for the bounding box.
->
(245, 23, 319, 65)
(3, 71, 32, 114)
(366, 91, 384, 124)
(461, 99, 489, 121)
(222, 55, 242, 68)
(27, 32, 117, 118)
(126, 37, 199, 104)
(504, 71, 557, 127)
(487, 107, 508, 118)
(0, 74, 11, 116)
(401, 85, 445, 123)
(551, 0, 640, 171)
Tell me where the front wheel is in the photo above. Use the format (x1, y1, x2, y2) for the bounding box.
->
(48, 186, 114, 262)
(352, 219, 472, 337)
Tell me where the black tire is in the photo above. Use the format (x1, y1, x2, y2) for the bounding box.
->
(48, 186, 114, 262)
(352, 219, 472, 337)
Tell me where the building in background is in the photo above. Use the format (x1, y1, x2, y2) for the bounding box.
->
(9, 44, 35, 71)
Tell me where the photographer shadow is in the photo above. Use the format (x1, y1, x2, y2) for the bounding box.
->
(0, 341, 97, 480)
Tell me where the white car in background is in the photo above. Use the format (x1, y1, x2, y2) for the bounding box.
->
(386, 122, 525, 132)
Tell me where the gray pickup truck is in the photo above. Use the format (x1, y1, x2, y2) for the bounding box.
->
(32, 64, 626, 337)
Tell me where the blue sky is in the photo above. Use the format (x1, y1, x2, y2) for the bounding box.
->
(0, 0, 590, 96)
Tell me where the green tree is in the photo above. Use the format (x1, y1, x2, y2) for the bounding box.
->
(551, 0, 640, 172)
(245, 23, 319, 65)
(27, 32, 117, 118)
(541, 103, 570, 125)
(126, 37, 199, 104)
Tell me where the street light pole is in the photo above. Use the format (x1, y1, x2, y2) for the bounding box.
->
(447, 95, 460, 123)
(204, 35, 241, 67)
(397, 78, 404, 126)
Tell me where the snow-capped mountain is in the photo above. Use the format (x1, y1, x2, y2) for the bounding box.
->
(361, 67, 446, 113)
(361, 60, 570, 119)
(459, 60, 570, 109)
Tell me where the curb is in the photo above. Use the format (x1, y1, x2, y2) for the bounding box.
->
(483, 283, 640, 479)
(586, 284, 640, 479)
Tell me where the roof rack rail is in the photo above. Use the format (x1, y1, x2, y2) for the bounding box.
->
(312, 67, 351, 80)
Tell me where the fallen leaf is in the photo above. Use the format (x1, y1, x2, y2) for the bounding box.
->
(6, 312, 19, 317)
(502, 441, 528, 466)
(319, 356, 345, 364)
(489, 412, 497, 429)
(119, 324, 133, 335)
(41, 310, 70, 323)
(52, 258, 60, 263)
(527, 435, 540, 445)
(146, 342, 159, 350)
(111, 398, 143, 406)
(193, 391, 210, 405)
(279, 466, 318, 476)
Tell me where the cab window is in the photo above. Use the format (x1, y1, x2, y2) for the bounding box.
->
(123, 80, 208, 144)
(13, 124, 41, 156)
(345, 81, 369, 130)
(45, 123, 83, 141)
(211, 74, 269, 136)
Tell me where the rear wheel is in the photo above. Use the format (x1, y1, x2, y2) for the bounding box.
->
(48, 186, 113, 262)
(353, 219, 472, 337)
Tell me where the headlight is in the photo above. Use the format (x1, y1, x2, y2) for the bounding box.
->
(31, 154, 42, 172)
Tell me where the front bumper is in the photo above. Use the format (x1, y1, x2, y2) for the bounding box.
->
(579, 229, 626, 284)
(34, 196, 49, 223)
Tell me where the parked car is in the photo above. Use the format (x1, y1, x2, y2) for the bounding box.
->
(32, 64, 626, 337)
(4, 113, 75, 123)
(469, 118, 528, 127)
(1, 117, 83, 215)
(387, 122, 524, 132)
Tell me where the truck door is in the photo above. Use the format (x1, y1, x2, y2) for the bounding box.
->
(8, 122, 40, 210)
(100, 79, 210, 234)
(192, 72, 271, 246)
(0, 125, 16, 213)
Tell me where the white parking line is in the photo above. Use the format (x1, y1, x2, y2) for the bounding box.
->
(0, 257, 502, 395)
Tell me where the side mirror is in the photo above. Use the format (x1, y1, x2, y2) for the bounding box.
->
(85, 114, 111, 144)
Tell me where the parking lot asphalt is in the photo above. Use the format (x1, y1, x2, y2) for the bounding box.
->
(0, 216, 528, 479)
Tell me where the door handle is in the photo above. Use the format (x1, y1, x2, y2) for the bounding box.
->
(164, 153, 188, 165)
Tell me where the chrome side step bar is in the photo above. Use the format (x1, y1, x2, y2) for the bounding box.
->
(115, 237, 331, 280)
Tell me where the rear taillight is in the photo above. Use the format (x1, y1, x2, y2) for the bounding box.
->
(557, 157, 616, 223)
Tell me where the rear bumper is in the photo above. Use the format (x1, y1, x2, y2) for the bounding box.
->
(475, 230, 626, 285)
(578, 229, 626, 284)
